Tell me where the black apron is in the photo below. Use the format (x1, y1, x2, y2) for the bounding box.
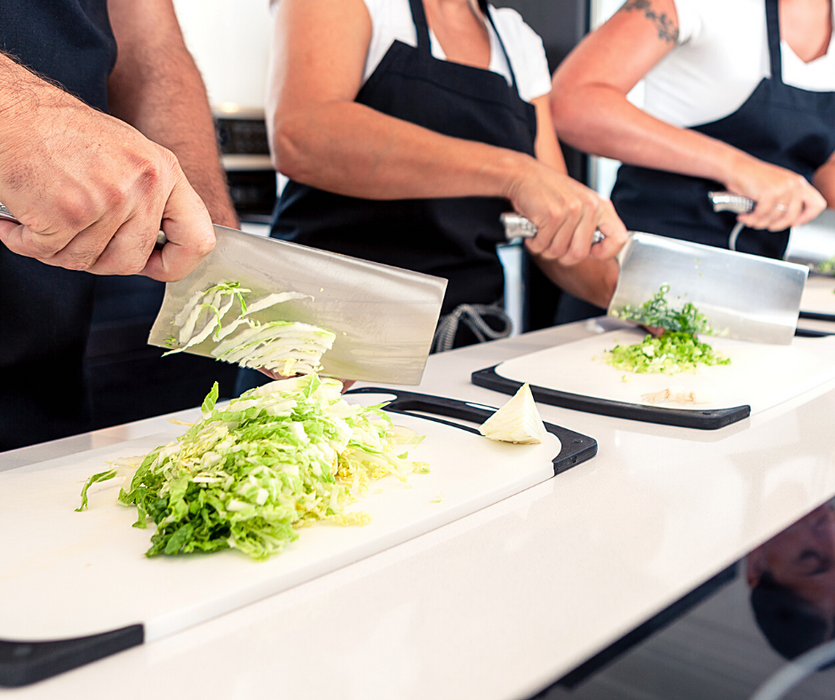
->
(610, 0, 835, 260)
(272, 0, 537, 326)
(0, 1, 117, 451)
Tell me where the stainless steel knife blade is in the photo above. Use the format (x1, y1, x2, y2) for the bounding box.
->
(610, 232, 807, 345)
(499, 211, 807, 345)
(148, 225, 447, 384)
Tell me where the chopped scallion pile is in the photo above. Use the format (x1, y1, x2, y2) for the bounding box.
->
(611, 284, 715, 335)
(605, 331, 730, 375)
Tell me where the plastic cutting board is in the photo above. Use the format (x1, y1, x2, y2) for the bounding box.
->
(472, 329, 835, 429)
(0, 389, 595, 687)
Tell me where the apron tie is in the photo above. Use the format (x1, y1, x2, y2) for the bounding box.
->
(432, 300, 512, 353)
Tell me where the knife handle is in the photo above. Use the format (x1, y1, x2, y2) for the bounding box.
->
(500, 212, 604, 244)
(0, 200, 168, 249)
(708, 191, 755, 214)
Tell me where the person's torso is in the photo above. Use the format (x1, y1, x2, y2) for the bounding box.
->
(0, 0, 117, 112)
(0, 0, 116, 451)
(273, 0, 540, 313)
(612, 0, 835, 259)
(643, 0, 835, 128)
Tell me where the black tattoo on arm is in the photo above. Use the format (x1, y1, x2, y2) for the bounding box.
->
(620, 0, 679, 43)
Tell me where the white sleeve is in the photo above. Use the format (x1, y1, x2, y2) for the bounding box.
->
(670, 0, 703, 45)
(492, 8, 552, 103)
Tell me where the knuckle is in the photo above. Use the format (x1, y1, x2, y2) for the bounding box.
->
(566, 200, 583, 218)
(545, 203, 564, 223)
(157, 147, 180, 175)
(195, 231, 216, 257)
(105, 182, 130, 210)
(56, 193, 96, 231)
(137, 156, 164, 192)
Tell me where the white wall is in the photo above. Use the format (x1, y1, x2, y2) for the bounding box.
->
(173, 0, 273, 110)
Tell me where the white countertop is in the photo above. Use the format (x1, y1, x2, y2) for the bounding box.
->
(4, 318, 835, 700)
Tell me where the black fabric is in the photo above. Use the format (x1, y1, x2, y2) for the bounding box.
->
(272, 0, 537, 316)
(0, 1, 115, 451)
(611, 0, 835, 260)
(0, 1, 116, 112)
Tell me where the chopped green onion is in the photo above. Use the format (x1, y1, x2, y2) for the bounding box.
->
(611, 284, 716, 335)
(605, 331, 730, 375)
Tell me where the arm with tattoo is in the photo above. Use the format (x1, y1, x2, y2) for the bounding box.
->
(620, 0, 679, 43)
(551, 0, 825, 232)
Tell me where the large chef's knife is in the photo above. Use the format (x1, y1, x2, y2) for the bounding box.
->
(0, 200, 447, 384)
(148, 225, 447, 384)
(501, 213, 808, 345)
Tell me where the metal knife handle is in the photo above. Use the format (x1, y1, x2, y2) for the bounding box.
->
(500, 212, 604, 244)
(708, 191, 755, 214)
(0, 200, 167, 248)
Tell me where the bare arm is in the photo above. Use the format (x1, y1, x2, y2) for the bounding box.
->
(268, 0, 626, 265)
(551, 0, 825, 232)
(107, 0, 237, 228)
(0, 51, 214, 281)
(528, 95, 619, 308)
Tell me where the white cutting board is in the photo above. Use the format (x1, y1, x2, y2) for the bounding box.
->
(494, 329, 835, 414)
(0, 396, 560, 643)
(800, 274, 835, 318)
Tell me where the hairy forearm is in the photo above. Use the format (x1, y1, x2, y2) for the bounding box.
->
(552, 86, 752, 186)
(0, 53, 59, 156)
(107, 4, 236, 227)
(272, 102, 532, 201)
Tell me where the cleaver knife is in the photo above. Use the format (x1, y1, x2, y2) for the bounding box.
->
(0, 200, 447, 384)
(148, 225, 447, 384)
(501, 213, 808, 345)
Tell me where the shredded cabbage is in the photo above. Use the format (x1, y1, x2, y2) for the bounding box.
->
(163, 282, 335, 377)
(77, 375, 428, 560)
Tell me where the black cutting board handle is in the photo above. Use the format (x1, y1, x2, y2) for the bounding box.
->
(346, 387, 598, 475)
(471, 367, 750, 430)
(0, 625, 143, 687)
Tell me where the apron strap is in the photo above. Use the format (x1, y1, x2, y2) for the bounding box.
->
(484, 5, 520, 93)
(765, 0, 784, 84)
(408, 0, 432, 57)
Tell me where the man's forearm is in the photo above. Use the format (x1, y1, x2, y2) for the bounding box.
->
(107, 0, 237, 228)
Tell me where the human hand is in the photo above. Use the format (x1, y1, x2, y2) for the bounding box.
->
(0, 69, 215, 282)
(505, 159, 628, 265)
(724, 155, 826, 232)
